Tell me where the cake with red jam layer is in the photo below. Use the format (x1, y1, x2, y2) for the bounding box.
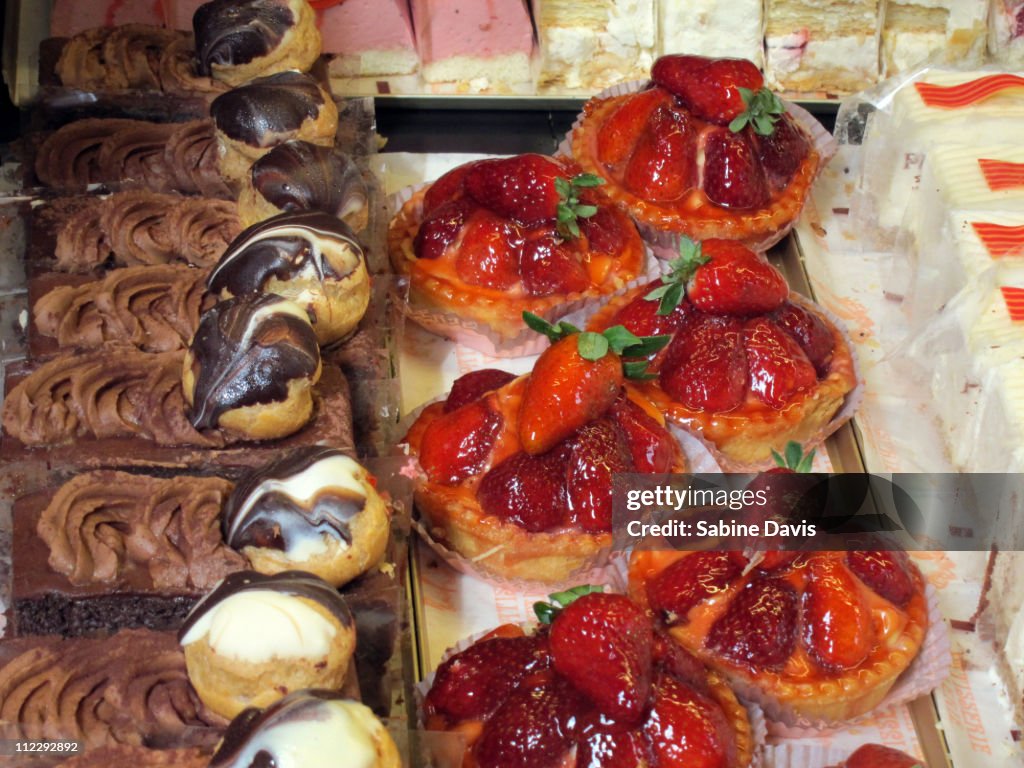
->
(320, 0, 419, 78)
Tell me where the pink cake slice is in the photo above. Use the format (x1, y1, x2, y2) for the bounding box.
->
(410, 0, 534, 87)
(319, 0, 419, 76)
(161, 0, 208, 31)
(50, 0, 164, 38)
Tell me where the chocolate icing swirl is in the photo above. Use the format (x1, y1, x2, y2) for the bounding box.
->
(250, 140, 368, 221)
(209, 690, 354, 768)
(223, 446, 365, 555)
(179, 570, 353, 643)
(54, 202, 112, 272)
(1, 347, 218, 447)
(194, 0, 297, 77)
(187, 294, 320, 431)
(34, 264, 211, 353)
(211, 71, 327, 148)
(163, 120, 233, 198)
(159, 35, 231, 97)
(38, 470, 244, 590)
(34, 118, 136, 188)
(207, 211, 364, 296)
(0, 629, 224, 748)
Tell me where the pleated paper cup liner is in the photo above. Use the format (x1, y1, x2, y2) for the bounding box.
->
(387, 182, 662, 358)
(558, 79, 838, 255)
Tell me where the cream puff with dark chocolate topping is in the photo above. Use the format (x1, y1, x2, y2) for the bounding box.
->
(194, 0, 321, 87)
(210, 71, 338, 184)
(209, 690, 400, 768)
(207, 211, 370, 345)
(182, 293, 322, 441)
(238, 140, 369, 231)
(179, 570, 355, 719)
(223, 446, 390, 587)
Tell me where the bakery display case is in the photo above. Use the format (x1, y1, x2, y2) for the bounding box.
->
(1, 1, 1023, 767)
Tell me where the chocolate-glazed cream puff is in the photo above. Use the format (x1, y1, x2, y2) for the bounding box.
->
(210, 71, 337, 184)
(209, 690, 400, 768)
(182, 293, 322, 441)
(193, 0, 321, 87)
(207, 211, 370, 345)
(238, 140, 369, 231)
(179, 570, 354, 719)
(223, 446, 390, 587)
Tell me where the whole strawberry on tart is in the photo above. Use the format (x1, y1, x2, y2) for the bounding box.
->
(389, 153, 645, 346)
(587, 237, 858, 469)
(629, 548, 928, 725)
(403, 317, 685, 583)
(570, 55, 823, 245)
(422, 587, 756, 768)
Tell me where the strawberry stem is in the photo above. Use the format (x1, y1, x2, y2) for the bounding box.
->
(556, 173, 605, 239)
(533, 584, 605, 624)
(644, 237, 709, 315)
(729, 87, 786, 136)
(770, 440, 816, 472)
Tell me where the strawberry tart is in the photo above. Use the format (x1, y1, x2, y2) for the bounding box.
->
(570, 55, 822, 245)
(588, 238, 858, 468)
(389, 153, 645, 346)
(629, 549, 929, 724)
(422, 589, 756, 768)
(403, 323, 685, 582)
(409, 0, 534, 88)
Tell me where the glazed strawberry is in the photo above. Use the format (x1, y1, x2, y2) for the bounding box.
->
(549, 593, 653, 724)
(578, 728, 650, 768)
(598, 86, 673, 165)
(644, 673, 736, 768)
(566, 419, 633, 532)
(473, 674, 585, 768)
(413, 198, 473, 261)
(803, 557, 873, 671)
(686, 240, 788, 316)
(610, 396, 676, 473)
(518, 335, 624, 455)
(651, 55, 764, 125)
(706, 576, 798, 669)
(744, 317, 817, 408)
(846, 550, 916, 607)
(624, 105, 696, 202)
(843, 744, 923, 768)
(444, 369, 517, 412)
(579, 205, 629, 256)
(646, 552, 746, 625)
(756, 551, 800, 572)
(454, 209, 523, 289)
(520, 234, 590, 297)
(772, 301, 835, 376)
(464, 154, 564, 227)
(477, 449, 570, 532)
(756, 113, 811, 188)
(424, 634, 549, 724)
(611, 288, 691, 340)
(423, 162, 479, 214)
(660, 314, 748, 412)
(418, 400, 502, 486)
(703, 127, 770, 210)
(652, 630, 710, 691)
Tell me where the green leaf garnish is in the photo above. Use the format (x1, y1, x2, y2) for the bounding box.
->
(644, 236, 709, 315)
(522, 311, 581, 341)
(533, 584, 605, 624)
(771, 441, 816, 472)
(729, 86, 786, 137)
(556, 173, 606, 240)
(577, 331, 610, 361)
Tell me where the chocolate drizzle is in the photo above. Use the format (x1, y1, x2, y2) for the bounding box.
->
(250, 141, 368, 220)
(194, 0, 296, 77)
(223, 446, 365, 555)
(187, 294, 320, 431)
(178, 570, 353, 644)
(209, 690, 349, 768)
(210, 71, 326, 148)
(207, 211, 364, 296)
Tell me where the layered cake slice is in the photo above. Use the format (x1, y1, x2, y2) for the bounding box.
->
(659, 0, 764, 67)
(982, 552, 1024, 729)
(533, 0, 656, 91)
(990, 1, 1024, 67)
(764, 0, 882, 93)
(320, 0, 419, 77)
(410, 0, 534, 88)
(881, 0, 988, 76)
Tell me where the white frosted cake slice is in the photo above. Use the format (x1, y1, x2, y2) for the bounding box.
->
(881, 1, 988, 76)
(321, 0, 419, 77)
(990, 1, 1024, 67)
(658, 0, 763, 68)
(534, 0, 655, 92)
(982, 550, 1024, 729)
(764, 0, 882, 93)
